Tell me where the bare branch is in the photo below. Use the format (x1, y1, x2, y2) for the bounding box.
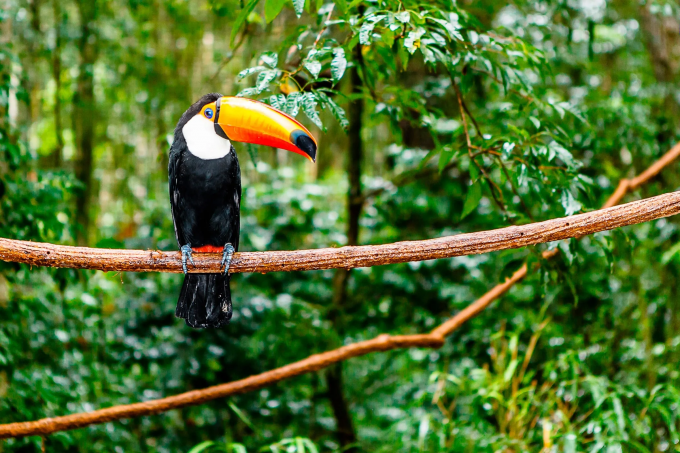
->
(0, 192, 678, 275)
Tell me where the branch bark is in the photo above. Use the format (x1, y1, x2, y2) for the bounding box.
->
(0, 142, 678, 440)
(0, 191, 679, 274)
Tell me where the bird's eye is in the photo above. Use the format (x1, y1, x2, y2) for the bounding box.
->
(204, 108, 214, 119)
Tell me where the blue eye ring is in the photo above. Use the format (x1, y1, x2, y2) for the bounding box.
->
(204, 108, 214, 119)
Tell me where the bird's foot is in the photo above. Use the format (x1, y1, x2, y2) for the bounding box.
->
(221, 243, 235, 275)
(180, 244, 194, 274)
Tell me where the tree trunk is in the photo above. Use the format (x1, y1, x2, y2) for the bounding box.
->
(325, 43, 364, 452)
(51, 0, 64, 168)
(639, 3, 680, 122)
(19, 0, 42, 131)
(73, 0, 99, 245)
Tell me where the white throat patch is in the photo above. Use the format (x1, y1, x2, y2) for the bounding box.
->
(182, 114, 232, 160)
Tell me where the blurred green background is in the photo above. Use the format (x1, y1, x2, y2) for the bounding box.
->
(1, 0, 680, 451)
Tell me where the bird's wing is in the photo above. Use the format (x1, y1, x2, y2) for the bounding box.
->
(168, 146, 185, 247)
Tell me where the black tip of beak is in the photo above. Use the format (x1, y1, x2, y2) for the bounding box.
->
(291, 130, 317, 162)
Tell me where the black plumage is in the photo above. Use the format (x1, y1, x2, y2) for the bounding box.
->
(169, 93, 241, 328)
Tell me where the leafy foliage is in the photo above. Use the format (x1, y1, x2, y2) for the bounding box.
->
(1, 0, 680, 452)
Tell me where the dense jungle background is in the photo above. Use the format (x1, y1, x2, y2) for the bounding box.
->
(1, 0, 680, 451)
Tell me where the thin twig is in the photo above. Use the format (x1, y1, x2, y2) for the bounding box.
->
(453, 80, 509, 216)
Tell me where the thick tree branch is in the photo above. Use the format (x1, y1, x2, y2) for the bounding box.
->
(0, 143, 677, 440)
(0, 191, 679, 274)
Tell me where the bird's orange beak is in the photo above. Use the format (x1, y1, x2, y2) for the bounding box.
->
(210, 96, 317, 162)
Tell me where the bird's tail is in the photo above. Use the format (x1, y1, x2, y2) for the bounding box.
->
(176, 273, 232, 328)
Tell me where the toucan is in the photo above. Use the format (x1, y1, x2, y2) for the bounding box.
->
(169, 93, 317, 328)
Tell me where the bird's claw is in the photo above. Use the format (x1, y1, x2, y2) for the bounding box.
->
(221, 243, 235, 276)
(180, 244, 194, 274)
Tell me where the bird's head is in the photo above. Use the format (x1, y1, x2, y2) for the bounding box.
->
(175, 92, 317, 162)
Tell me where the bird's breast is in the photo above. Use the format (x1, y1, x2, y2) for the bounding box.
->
(178, 149, 240, 201)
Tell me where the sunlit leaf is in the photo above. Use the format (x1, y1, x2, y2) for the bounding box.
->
(301, 92, 323, 128)
(260, 51, 278, 68)
(549, 141, 579, 169)
(255, 69, 279, 93)
(293, 0, 305, 17)
(404, 28, 426, 54)
(284, 91, 302, 116)
(304, 59, 322, 78)
(394, 11, 410, 23)
(268, 94, 286, 110)
(188, 441, 218, 453)
(265, 0, 286, 23)
(330, 48, 346, 82)
(359, 15, 385, 45)
(560, 190, 582, 216)
(237, 66, 267, 80)
(236, 87, 259, 97)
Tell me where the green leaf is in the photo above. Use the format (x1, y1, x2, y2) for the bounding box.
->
(558, 239, 574, 264)
(304, 58, 322, 78)
(237, 66, 267, 80)
(469, 161, 480, 181)
(230, 0, 260, 45)
(661, 241, 680, 264)
(265, 0, 286, 23)
(563, 433, 577, 453)
(228, 444, 248, 453)
(301, 438, 319, 453)
(461, 181, 482, 220)
(260, 51, 278, 68)
(381, 28, 395, 47)
(317, 91, 348, 130)
(293, 0, 305, 17)
(228, 401, 257, 431)
(333, 0, 347, 15)
(301, 92, 323, 128)
(330, 48, 346, 82)
(438, 149, 455, 172)
(255, 69, 279, 93)
(394, 11, 410, 23)
(188, 441, 218, 453)
(560, 190, 582, 216)
(404, 27, 426, 54)
(246, 142, 258, 165)
(502, 142, 515, 159)
(284, 91, 302, 116)
(236, 87, 259, 97)
(429, 17, 463, 40)
(268, 94, 286, 110)
(397, 41, 409, 70)
(503, 359, 519, 382)
(612, 396, 626, 432)
(359, 15, 385, 45)
(549, 141, 578, 169)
